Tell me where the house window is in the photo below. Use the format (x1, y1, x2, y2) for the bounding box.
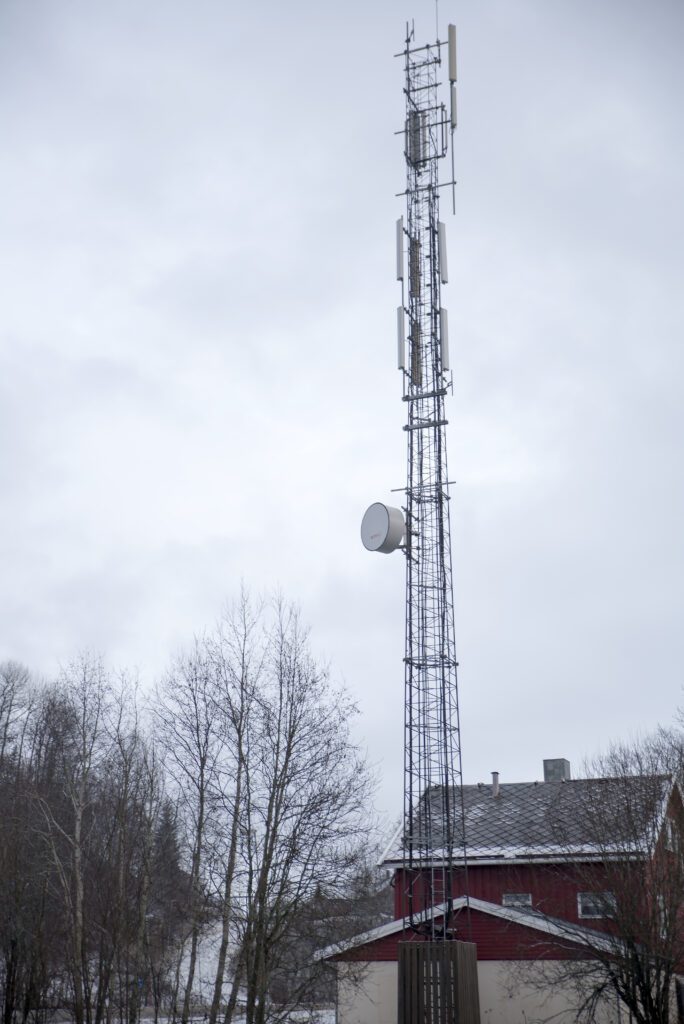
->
(577, 892, 616, 919)
(502, 893, 532, 908)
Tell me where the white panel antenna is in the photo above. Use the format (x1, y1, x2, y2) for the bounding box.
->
(440, 308, 450, 371)
(397, 306, 405, 369)
(448, 24, 457, 81)
(438, 222, 448, 284)
(396, 216, 404, 280)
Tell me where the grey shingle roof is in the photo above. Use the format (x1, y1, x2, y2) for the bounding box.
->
(382, 775, 672, 864)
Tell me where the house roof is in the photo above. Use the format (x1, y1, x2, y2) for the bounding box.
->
(314, 895, 621, 961)
(380, 775, 675, 866)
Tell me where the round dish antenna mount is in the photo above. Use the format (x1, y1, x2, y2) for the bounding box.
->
(361, 502, 405, 554)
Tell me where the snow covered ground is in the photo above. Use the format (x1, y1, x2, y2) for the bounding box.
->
(172, 924, 335, 1024)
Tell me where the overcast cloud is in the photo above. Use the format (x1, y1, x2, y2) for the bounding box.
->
(1, 0, 683, 821)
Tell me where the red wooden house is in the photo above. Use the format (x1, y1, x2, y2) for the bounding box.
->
(317, 759, 684, 1024)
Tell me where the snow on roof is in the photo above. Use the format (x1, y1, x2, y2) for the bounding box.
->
(380, 775, 675, 866)
(314, 896, 623, 962)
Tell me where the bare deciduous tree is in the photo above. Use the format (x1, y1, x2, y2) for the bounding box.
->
(205, 590, 263, 1024)
(0, 658, 183, 1024)
(512, 734, 684, 1024)
(0, 591, 380, 1024)
(34, 655, 114, 1024)
(219, 598, 376, 1024)
(154, 594, 379, 1024)
(154, 640, 224, 1024)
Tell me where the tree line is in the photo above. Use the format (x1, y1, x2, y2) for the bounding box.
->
(0, 594, 387, 1024)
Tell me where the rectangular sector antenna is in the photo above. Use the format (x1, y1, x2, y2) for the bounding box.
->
(396, 217, 404, 280)
(438, 222, 448, 284)
(409, 237, 421, 297)
(448, 24, 457, 81)
(408, 109, 427, 165)
(397, 306, 405, 369)
(440, 308, 450, 371)
(410, 320, 422, 386)
(451, 85, 457, 129)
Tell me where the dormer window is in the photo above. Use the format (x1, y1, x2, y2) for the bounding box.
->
(502, 893, 532, 908)
(578, 892, 616, 919)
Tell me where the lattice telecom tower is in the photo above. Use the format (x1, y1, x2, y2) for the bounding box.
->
(361, 21, 467, 941)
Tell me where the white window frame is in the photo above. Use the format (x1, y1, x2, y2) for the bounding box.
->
(577, 891, 616, 919)
(502, 892, 532, 908)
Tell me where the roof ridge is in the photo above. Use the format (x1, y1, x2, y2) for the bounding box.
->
(314, 896, 624, 961)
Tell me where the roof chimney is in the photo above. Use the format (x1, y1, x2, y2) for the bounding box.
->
(543, 758, 571, 783)
(492, 771, 500, 797)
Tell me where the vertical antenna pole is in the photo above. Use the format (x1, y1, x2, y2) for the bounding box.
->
(448, 24, 457, 215)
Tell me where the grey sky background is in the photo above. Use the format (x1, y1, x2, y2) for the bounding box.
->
(1, 0, 682, 823)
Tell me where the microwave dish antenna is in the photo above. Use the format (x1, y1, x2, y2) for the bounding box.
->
(361, 503, 405, 553)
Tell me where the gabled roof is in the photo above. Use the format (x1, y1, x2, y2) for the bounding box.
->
(314, 896, 621, 961)
(381, 775, 676, 866)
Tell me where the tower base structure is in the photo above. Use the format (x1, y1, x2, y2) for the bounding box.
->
(398, 941, 480, 1024)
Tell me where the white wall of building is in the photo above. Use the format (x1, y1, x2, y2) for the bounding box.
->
(478, 961, 619, 1024)
(335, 959, 627, 1024)
(336, 962, 397, 1024)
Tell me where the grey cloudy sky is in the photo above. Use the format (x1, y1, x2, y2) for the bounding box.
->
(1, 0, 683, 821)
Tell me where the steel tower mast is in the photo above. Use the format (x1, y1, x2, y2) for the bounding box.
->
(362, 21, 465, 942)
(361, 26, 480, 1024)
(397, 21, 465, 939)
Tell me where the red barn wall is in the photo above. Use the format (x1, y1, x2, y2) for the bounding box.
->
(333, 908, 590, 963)
(393, 862, 620, 930)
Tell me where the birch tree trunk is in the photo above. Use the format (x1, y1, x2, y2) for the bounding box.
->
(154, 643, 221, 1024)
